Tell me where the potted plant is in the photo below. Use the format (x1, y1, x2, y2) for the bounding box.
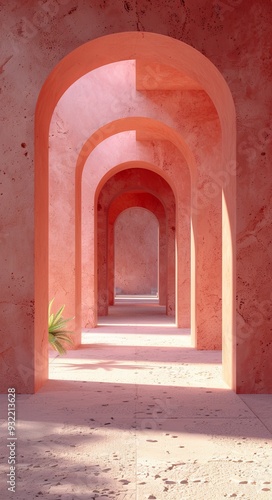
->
(48, 298, 74, 355)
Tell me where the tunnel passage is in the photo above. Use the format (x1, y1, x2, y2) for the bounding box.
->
(96, 167, 177, 320)
(32, 32, 236, 395)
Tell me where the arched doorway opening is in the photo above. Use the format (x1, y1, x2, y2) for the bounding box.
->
(94, 166, 178, 323)
(108, 192, 168, 309)
(35, 31, 236, 392)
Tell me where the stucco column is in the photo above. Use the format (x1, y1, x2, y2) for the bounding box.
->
(191, 177, 222, 350)
(158, 221, 167, 305)
(176, 206, 191, 328)
(49, 151, 81, 347)
(166, 211, 176, 317)
(108, 221, 115, 305)
(97, 201, 109, 316)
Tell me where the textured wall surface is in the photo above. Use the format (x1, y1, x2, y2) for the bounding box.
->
(0, 1, 271, 393)
(114, 208, 158, 295)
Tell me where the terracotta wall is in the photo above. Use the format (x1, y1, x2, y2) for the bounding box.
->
(0, 1, 271, 393)
(114, 207, 158, 296)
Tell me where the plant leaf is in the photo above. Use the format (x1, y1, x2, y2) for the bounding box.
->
(48, 299, 74, 355)
(51, 305, 65, 326)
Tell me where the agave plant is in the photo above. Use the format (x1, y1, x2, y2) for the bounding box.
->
(48, 298, 74, 355)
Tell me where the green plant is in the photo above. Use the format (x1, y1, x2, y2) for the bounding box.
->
(48, 298, 74, 355)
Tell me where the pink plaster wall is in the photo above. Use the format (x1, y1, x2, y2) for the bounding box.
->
(1, 1, 271, 394)
(114, 208, 158, 296)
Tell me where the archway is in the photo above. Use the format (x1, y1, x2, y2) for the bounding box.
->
(108, 192, 167, 307)
(94, 167, 177, 321)
(35, 32, 235, 392)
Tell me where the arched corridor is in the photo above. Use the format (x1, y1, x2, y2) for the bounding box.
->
(38, 32, 235, 394)
(1, 3, 272, 499)
(1, 0, 271, 398)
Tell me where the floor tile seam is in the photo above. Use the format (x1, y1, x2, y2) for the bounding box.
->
(134, 416, 268, 421)
(134, 418, 139, 500)
(237, 396, 272, 436)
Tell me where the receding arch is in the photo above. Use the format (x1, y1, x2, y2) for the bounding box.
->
(108, 192, 167, 307)
(35, 31, 235, 392)
(94, 166, 177, 321)
(78, 132, 192, 331)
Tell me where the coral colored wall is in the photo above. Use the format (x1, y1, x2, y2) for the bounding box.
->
(114, 208, 158, 295)
(0, 1, 271, 393)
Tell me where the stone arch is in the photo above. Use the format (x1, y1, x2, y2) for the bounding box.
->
(78, 124, 192, 331)
(35, 31, 235, 392)
(95, 167, 176, 320)
(108, 193, 167, 307)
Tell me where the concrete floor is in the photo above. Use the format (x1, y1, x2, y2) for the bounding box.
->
(1, 298, 272, 500)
